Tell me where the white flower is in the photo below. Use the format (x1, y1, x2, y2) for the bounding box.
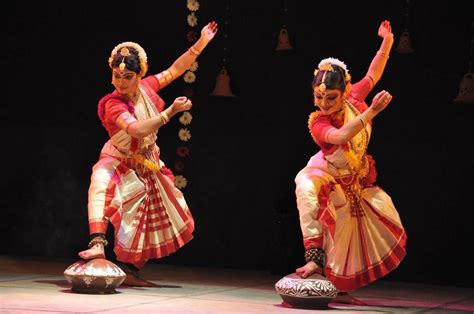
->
(187, 0, 200, 12)
(318, 57, 349, 72)
(179, 128, 192, 141)
(187, 12, 198, 27)
(183, 71, 196, 83)
(174, 175, 188, 189)
(179, 111, 193, 125)
(188, 61, 199, 72)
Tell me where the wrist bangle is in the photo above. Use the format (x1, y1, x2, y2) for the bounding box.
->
(188, 45, 201, 56)
(161, 111, 169, 124)
(358, 115, 367, 128)
(192, 45, 201, 54)
(304, 248, 326, 269)
(376, 50, 389, 59)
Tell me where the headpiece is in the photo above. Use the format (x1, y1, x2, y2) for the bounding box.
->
(313, 57, 351, 92)
(108, 41, 148, 76)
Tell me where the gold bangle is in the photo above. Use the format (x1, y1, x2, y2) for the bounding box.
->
(189, 45, 201, 56)
(377, 50, 389, 59)
(192, 45, 201, 54)
(358, 116, 367, 128)
(158, 113, 166, 124)
(188, 48, 198, 56)
(157, 70, 174, 86)
(161, 111, 170, 124)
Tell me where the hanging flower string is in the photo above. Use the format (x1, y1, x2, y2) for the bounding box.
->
(175, 0, 201, 189)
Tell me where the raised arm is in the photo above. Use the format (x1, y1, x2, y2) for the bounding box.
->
(365, 20, 394, 87)
(155, 21, 218, 88)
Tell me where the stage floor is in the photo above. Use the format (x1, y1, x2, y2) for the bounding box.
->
(0, 255, 472, 313)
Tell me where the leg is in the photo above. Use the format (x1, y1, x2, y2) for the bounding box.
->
(78, 233, 106, 259)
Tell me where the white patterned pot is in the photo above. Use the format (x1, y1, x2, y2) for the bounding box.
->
(64, 258, 126, 294)
(275, 273, 338, 309)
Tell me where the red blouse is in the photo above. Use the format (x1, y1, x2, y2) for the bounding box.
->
(310, 77, 373, 155)
(98, 75, 164, 138)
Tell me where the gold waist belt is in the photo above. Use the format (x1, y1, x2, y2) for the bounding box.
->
(130, 154, 161, 172)
(114, 144, 161, 173)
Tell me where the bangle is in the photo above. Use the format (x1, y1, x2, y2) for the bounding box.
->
(161, 111, 170, 124)
(377, 50, 389, 59)
(304, 248, 326, 269)
(157, 70, 174, 86)
(324, 128, 336, 143)
(358, 115, 367, 128)
(192, 45, 201, 54)
(188, 45, 201, 56)
(158, 113, 166, 125)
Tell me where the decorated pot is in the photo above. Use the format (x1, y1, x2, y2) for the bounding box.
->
(64, 258, 126, 294)
(275, 272, 338, 309)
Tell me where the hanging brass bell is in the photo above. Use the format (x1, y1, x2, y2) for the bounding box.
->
(276, 26, 293, 51)
(396, 30, 414, 53)
(209, 66, 236, 97)
(454, 72, 474, 104)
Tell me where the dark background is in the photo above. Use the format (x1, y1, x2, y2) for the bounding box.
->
(2, 1, 473, 288)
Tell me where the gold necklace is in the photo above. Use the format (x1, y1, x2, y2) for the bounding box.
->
(328, 100, 370, 185)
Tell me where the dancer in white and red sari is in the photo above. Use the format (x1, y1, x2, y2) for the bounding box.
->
(78, 22, 218, 286)
(295, 20, 406, 304)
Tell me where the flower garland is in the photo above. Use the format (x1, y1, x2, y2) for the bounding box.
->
(174, 0, 200, 189)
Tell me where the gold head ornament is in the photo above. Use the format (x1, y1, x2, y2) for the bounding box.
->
(119, 58, 126, 71)
(314, 57, 352, 83)
(108, 41, 148, 76)
(120, 47, 131, 56)
(318, 83, 327, 92)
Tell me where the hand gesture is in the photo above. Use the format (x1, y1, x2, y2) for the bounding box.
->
(172, 96, 193, 113)
(370, 90, 393, 114)
(295, 261, 321, 278)
(378, 20, 393, 39)
(200, 21, 218, 44)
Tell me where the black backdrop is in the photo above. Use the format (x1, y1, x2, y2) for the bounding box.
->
(2, 1, 473, 288)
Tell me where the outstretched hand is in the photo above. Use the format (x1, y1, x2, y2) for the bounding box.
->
(200, 21, 218, 43)
(378, 20, 393, 39)
(370, 90, 393, 114)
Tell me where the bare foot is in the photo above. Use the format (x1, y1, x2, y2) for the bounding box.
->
(333, 292, 367, 305)
(295, 261, 322, 278)
(78, 243, 105, 260)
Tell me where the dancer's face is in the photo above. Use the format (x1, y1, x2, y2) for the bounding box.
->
(112, 68, 140, 96)
(313, 88, 343, 115)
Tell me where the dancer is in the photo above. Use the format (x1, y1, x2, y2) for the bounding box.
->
(295, 20, 406, 304)
(78, 22, 218, 286)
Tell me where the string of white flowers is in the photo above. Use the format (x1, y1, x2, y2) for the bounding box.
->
(176, 0, 201, 189)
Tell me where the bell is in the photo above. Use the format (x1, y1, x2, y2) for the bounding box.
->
(396, 30, 414, 53)
(276, 26, 293, 51)
(209, 66, 236, 97)
(454, 72, 474, 104)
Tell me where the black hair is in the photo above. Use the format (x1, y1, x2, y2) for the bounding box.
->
(312, 64, 347, 92)
(111, 47, 141, 74)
